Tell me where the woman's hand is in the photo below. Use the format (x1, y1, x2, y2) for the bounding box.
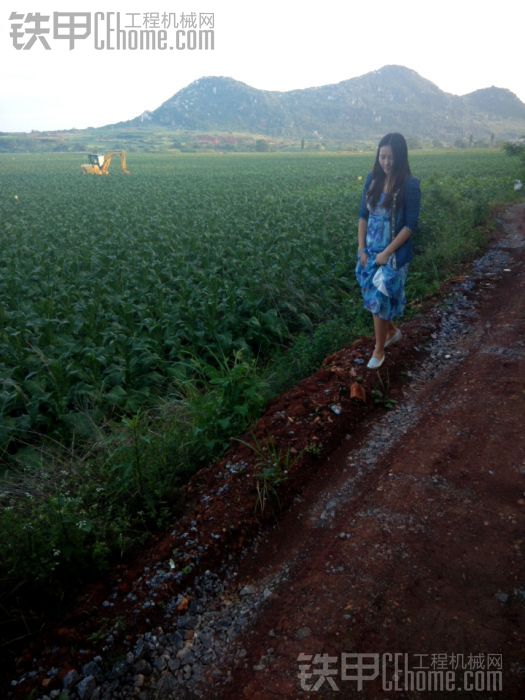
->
(375, 251, 390, 266)
(359, 251, 368, 267)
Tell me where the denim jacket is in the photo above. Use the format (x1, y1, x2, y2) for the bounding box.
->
(358, 172, 421, 267)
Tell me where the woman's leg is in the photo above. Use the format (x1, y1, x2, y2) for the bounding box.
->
(372, 314, 390, 358)
(386, 320, 397, 340)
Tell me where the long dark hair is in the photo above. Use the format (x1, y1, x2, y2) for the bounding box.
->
(366, 133, 411, 210)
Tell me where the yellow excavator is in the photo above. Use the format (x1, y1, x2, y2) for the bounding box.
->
(81, 151, 131, 176)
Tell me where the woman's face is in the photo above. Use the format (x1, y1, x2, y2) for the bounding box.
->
(378, 145, 394, 176)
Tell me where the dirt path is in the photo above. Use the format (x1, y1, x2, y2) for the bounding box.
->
(208, 205, 525, 699)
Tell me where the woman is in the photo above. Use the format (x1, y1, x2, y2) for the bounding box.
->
(355, 133, 421, 369)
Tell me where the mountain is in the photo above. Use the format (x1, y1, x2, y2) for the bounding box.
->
(462, 86, 525, 120)
(2, 66, 524, 152)
(119, 65, 525, 144)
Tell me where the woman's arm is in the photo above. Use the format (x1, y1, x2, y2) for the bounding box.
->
(357, 217, 367, 251)
(376, 226, 412, 264)
(357, 217, 368, 266)
(356, 174, 372, 266)
(403, 177, 421, 232)
(358, 173, 373, 220)
(376, 177, 421, 264)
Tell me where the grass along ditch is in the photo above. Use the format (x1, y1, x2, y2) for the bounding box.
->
(0, 150, 522, 658)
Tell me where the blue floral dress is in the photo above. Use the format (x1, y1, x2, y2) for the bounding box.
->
(355, 192, 409, 320)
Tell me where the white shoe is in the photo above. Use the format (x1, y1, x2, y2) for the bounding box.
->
(384, 328, 402, 348)
(367, 354, 385, 369)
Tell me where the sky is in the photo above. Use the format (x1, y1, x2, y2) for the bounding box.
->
(0, 0, 524, 132)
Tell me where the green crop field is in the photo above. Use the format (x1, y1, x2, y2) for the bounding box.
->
(0, 150, 520, 455)
(0, 152, 362, 451)
(0, 149, 522, 628)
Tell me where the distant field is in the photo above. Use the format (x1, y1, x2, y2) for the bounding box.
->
(0, 150, 521, 456)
